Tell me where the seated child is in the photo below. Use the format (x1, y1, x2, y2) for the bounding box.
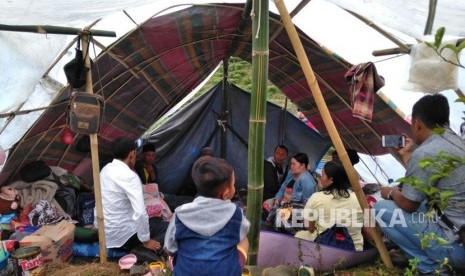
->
(164, 156, 250, 275)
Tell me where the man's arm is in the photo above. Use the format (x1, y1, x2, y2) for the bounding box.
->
(380, 187, 420, 213)
(124, 174, 152, 243)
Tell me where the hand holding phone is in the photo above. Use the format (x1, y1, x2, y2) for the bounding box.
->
(382, 135, 406, 148)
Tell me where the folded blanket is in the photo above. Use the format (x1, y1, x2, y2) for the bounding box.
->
(12, 179, 66, 216)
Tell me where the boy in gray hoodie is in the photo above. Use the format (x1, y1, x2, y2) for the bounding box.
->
(164, 156, 250, 276)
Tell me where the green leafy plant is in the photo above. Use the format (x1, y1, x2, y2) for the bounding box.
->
(425, 27, 465, 68)
(404, 257, 419, 276)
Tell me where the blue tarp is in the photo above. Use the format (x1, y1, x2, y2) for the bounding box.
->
(148, 82, 331, 193)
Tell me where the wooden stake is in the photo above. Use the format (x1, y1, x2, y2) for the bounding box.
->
(273, 0, 393, 269)
(81, 32, 107, 263)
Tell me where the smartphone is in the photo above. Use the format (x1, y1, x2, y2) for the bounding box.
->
(382, 135, 405, 148)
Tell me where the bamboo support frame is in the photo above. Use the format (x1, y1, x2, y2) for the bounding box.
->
(246, 0, 269, 265)
(344, 9, 410, 54)
(373, 38, 464, 57)
(274, 0, 393, 268)
(0, 24, 115, 37)
(82, 32, 107, 263)
(424, 0, 438, 35)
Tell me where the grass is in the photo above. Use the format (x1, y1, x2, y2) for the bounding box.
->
(43, 256, 404, 276)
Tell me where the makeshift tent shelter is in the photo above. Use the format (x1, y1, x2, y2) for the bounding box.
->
(0, 2, 414, 185)
(147, 82, 331, 192)
(1, 0, 465, 164)
(0, 0, 463, 268)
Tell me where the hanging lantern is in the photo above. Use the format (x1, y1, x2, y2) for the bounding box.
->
(61, 127, 74, 145)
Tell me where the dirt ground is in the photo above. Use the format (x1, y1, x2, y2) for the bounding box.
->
(42, 257, 402, 276)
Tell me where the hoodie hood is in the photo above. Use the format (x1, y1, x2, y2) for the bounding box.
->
(175, 196, 238, 237)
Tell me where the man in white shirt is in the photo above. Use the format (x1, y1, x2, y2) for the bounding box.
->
(94, 137, 168, 252)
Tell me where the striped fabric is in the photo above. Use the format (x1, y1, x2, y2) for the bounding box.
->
(0, 3, 411, 185)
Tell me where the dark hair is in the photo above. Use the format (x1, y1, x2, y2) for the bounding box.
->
(292, 152, 308, 168)
(112, 137, 136, 160)
(412, 94, 449, 129)
(200, 147, 214, 157)
(142, 143, 156, 153)
(275, 144, 288, 154)
(332, 149, 360, 165)
(192, 156, 234, 198)
(322, 161, 350, 199)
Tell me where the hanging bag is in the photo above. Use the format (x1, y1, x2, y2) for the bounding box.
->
(67, 92, 105, 134)
(64, 36, 91, 88)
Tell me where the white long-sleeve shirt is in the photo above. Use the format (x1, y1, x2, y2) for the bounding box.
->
(94, 159, 150, 248)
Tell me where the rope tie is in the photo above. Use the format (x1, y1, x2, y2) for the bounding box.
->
(217, 119, 226, 132)
(252, 50, 269, 56)
(248, 184, 264, 190)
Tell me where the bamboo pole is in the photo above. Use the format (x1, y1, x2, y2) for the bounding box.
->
(273, 0, 393, 269)
(246, 0, 269, 265)
(373, 38, 465, 57)
(344, 9, 410, 54)
(424, 0, 438, 35)
(0, 24, 115, 37)
(372, 46, 411, 57)
(81, 32, 107, 263)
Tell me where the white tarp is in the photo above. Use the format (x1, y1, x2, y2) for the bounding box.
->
(326, 0, 465, 39)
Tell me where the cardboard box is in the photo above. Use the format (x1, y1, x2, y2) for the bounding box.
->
(19, 220, 75, 264)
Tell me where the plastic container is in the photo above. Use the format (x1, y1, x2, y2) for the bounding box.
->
(0, 249, 8, 271)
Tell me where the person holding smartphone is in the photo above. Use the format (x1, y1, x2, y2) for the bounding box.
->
(373, 94, 465, 274)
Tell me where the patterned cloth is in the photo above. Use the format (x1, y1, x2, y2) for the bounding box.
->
(28, 199, 71, 226)
(344, 62, 385, 122)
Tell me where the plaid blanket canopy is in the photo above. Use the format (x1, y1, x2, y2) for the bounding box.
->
(0, 3, 411, 185)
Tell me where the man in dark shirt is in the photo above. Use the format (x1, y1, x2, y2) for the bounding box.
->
(263, 145, 288, 200)
(135, 143, 158, 184)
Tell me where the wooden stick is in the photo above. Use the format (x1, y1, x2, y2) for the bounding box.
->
(372, 46, 411, 57)
(0, 24, 115, 37)
(373, 38, 464, 57)
(274, 0, 393, 268)
(343, 9, 410, 54)
(82, 31, 107, 263)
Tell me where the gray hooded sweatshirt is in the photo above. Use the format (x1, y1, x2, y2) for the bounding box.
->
(164, 196, 250, 253)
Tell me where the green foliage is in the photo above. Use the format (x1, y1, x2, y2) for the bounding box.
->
(396, 129, 465, 274)
(404, 257, 419, 276)
(417, 232, 451, 250)
(148, 57, 301, 133)
(425, 27, 464, 68)
(198, 57, 297, 113)
(398, 150, 463, 212)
